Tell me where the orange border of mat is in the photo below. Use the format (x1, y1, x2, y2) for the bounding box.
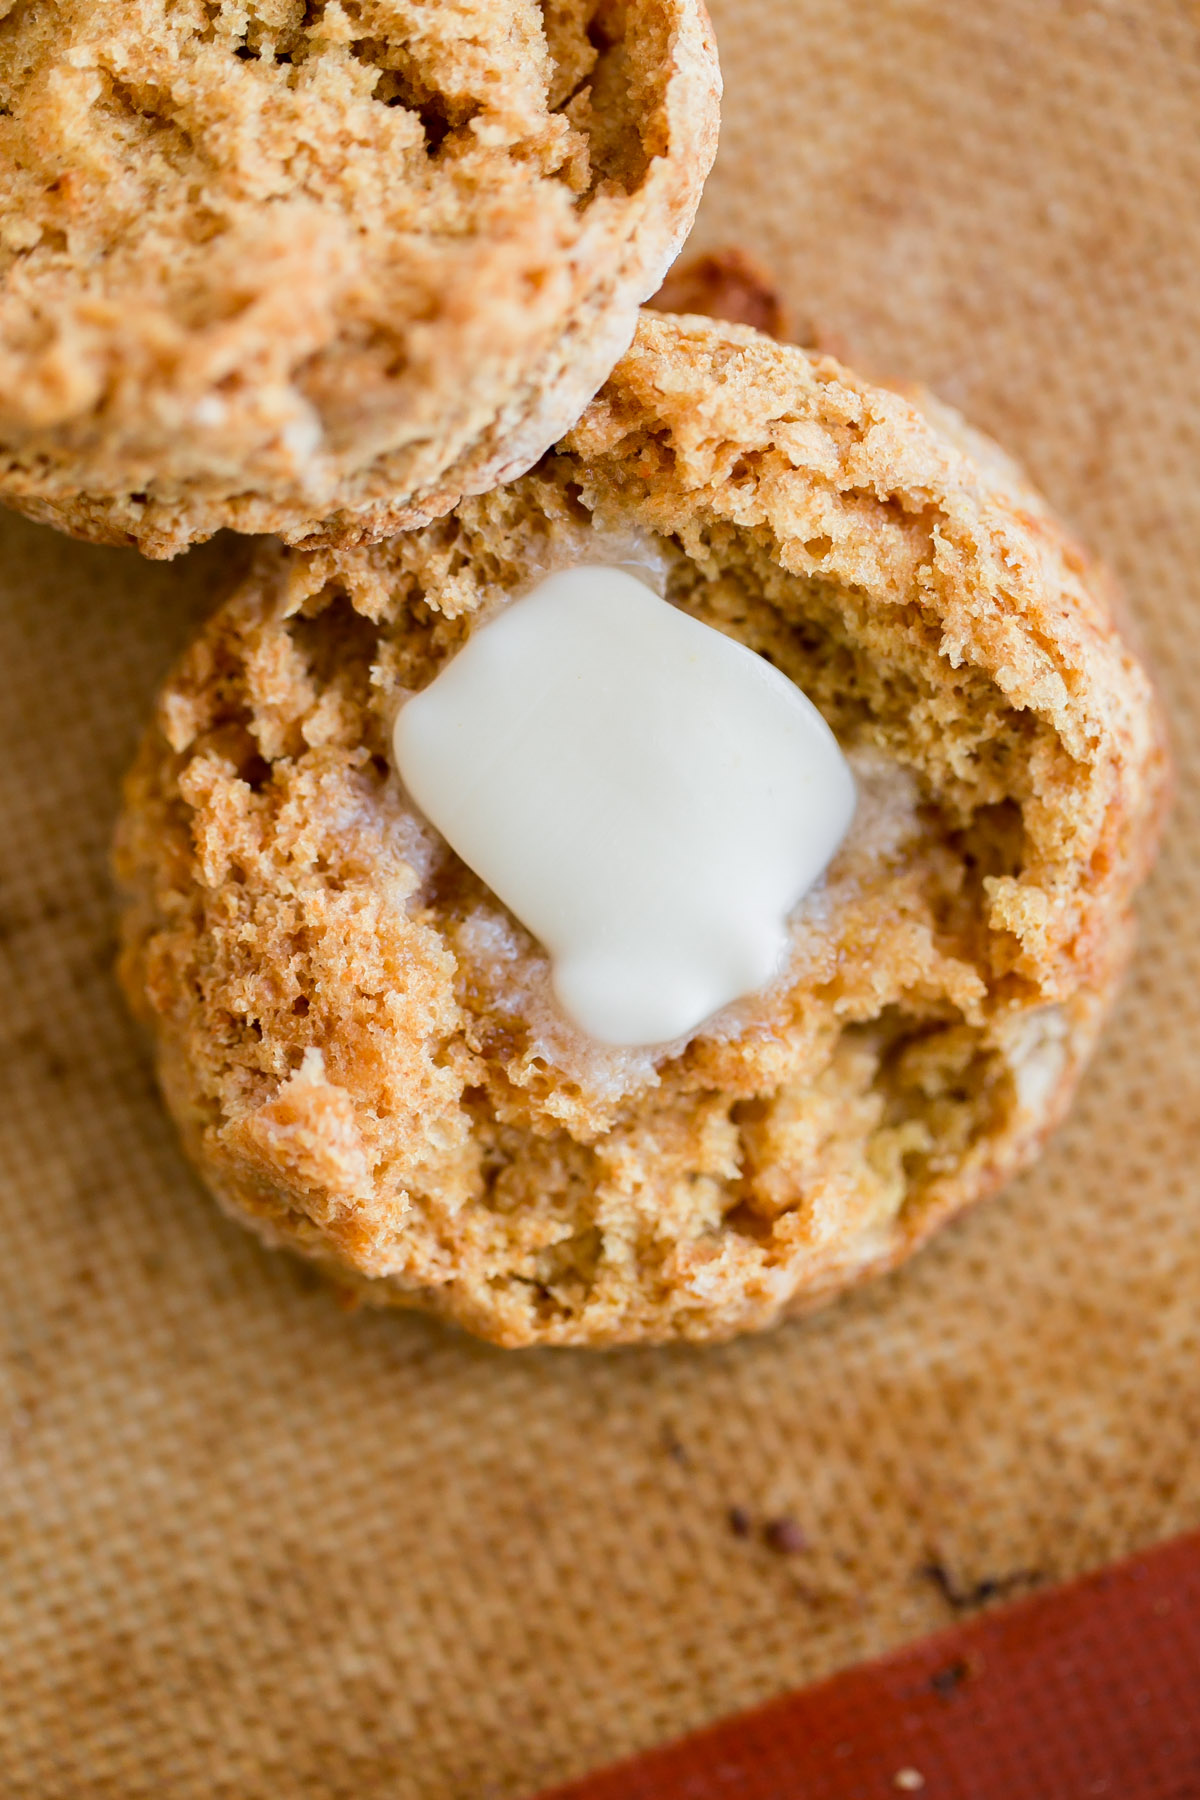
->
(536, 1532, 1200, 1799)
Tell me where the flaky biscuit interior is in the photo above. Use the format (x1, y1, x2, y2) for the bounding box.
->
(0, 0, 718, 553)
(116, 315, 1167, 1345)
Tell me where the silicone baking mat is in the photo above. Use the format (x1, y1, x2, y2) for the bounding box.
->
(538, 1531, 1200, 1799)
(3, 2, 1200, 1795)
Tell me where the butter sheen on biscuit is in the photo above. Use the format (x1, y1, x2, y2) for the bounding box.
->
(115, 314, 1168, 1346)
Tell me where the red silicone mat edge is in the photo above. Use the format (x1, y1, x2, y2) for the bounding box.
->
(534, 1531, 1200, 1799)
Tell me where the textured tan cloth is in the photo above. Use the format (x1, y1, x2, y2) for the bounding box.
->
(3, 2, 1200, 1795)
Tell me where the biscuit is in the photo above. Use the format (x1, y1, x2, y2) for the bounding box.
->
(649, 245, 789, 339)
(115, 312, 1168, 1345)
(0, 0, 719, 558)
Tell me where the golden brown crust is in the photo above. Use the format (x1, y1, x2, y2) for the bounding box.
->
(115, 313, 1169, 1345)
(650, 246, 790, 338)
(0, 0, 719, 557)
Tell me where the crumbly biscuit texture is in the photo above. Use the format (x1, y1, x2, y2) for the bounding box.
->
(0, 0, 719, 556)
(116, 314, 1168, 1345)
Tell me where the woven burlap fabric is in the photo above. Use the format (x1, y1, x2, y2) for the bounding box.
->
(3, 2, 1199, 1794)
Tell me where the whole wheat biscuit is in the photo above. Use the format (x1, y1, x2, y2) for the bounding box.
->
(649, 245, 789, 339)
(115, 312, 1168, 1346)
(0, 0, 719, 558)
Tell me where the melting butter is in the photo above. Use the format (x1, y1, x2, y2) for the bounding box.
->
(393, 566, 856, 1047)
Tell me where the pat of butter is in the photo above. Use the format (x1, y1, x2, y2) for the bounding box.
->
(393, 566, 856, 1047)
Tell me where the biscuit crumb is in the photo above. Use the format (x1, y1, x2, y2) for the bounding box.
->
(764, 1517, 809, 1556)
